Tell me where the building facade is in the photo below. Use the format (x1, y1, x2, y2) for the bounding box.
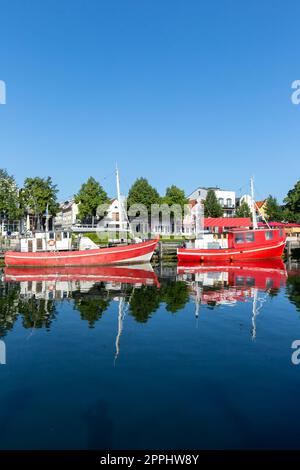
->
(54, 200, 79, 230)
(188, 187, 236, 217)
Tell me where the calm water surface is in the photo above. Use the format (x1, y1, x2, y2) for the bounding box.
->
(0, 261, 300, 450)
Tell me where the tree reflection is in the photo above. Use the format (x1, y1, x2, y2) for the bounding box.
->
(0, 282, 20, 337)
(286, 275, 300, 311)
(160, 280, 189, 313)
(18, 297, 57, 330)
(129, 285, 160, 323)
(73, 286, 111, 328)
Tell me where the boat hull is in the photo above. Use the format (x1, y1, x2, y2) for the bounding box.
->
(4, 239, 159, 267)
(177, 240, 286, 262)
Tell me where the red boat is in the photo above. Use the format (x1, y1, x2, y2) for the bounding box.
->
(4, 264, 160, 287)
(4, 238, 159, 267)
(177, 228, 286, 262)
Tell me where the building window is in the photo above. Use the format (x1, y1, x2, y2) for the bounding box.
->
(227, 198, 232, 207)
(265, 230, 273, 240)
(218, 198, 224, 206)
(112, 212, 119, 221)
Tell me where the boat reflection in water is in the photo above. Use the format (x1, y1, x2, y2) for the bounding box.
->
(4, 264, 160, 298)
(3, 264, 160, 363)
(2, 259, 288, 356)
(177, 259, 287, 338)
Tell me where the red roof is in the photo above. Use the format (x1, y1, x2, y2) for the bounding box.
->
(204, 217, 251, 228)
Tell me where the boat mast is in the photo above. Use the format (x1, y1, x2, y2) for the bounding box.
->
(116, 163, 123, 227)
(115, 164, 133, 238)
(250, 176, 258, 230)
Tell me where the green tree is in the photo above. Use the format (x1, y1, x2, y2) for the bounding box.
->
(283, 180, 300, 222)
(21, 176, 59, 229)
(204, 189, 223, 217)
(0, 169, 22, 220)
(127, 178, 160, 211)
(265, 195, 283, 222)
(162, 185, 188, 208)
(75, 177, 108, 223)
(235, 201, 252, 219)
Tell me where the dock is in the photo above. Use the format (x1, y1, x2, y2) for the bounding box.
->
(286, 238, 300, 258)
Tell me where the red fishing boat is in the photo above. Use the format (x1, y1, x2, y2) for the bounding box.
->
(178, 178, 286, 262)
(4, 165, 159, 267)
(4, 237, 159, 267)
(177, 227, 286, 262)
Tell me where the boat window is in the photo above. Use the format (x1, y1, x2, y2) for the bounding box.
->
(279, 229, 283, 237)
(235, 233, 245, 244)
(245, 232, 255, 243)
(246, 277, 255, 287)
(266, 278, 274, 288)
(36, 238, 43, 250)
(56, 232, 62, 241)
(265, 230, 273, 240)
(236, 276, 245, 285)
(49, 232, 54, 239)
(63, 232, 68, 239)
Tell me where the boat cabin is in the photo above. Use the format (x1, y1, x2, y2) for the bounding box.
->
(227, 228, 285, 250)
(193, 228, 285, 251)
(20, 231, 72, 253)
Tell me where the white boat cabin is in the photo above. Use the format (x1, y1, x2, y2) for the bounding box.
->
(20, 231, 72, 253)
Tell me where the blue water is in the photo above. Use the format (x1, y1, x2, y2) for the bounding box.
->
(0, 264, 300, 450)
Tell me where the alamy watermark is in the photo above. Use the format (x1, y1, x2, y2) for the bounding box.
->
(0, 340, 6, 365)
(0, 80, 6, 104)
(94, 202, 204, 242)
(291, 340, 300, 365)
(291, 80, 300, 105)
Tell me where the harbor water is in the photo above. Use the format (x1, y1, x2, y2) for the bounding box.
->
(0, 261, 300, 450)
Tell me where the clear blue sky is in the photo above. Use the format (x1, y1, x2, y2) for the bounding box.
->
(0, 0, 299, 202)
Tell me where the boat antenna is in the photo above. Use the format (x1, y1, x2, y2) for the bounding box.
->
(116, 163, 123, 226)
(250, 176, 258, 230)
(115, 163, 132, 237)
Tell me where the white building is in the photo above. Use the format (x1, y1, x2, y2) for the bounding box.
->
(54, 200, 79, 229)
(97, 197, 129, 234)
(188, 186, 236, 217)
